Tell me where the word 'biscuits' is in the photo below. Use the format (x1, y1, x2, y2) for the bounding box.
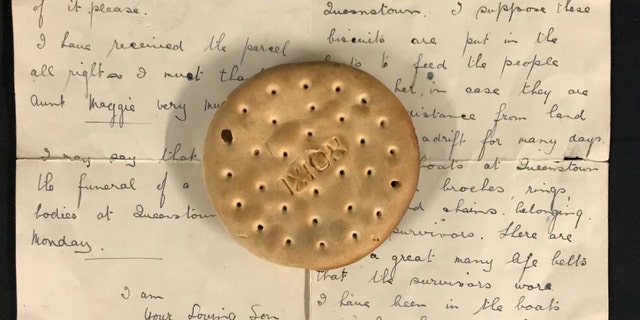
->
(203, 62, 419, 269)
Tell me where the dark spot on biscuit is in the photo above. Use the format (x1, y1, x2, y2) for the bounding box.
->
(391, 180, 400, 188)
(221, 129, 233, 144)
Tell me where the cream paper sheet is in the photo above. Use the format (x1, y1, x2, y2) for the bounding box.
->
(14, 0, 609, 319)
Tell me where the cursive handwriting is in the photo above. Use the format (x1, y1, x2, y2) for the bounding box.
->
(77, 173, 136, 208)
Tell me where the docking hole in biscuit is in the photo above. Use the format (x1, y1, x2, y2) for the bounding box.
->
(203, 61, 419, 270)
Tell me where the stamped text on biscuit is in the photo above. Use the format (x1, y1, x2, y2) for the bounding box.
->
(279, 137, 347, 195)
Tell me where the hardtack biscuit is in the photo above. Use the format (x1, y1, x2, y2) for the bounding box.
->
(203, 61, 419, 269)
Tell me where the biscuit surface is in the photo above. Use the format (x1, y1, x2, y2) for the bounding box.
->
(203, 62, 419, 269)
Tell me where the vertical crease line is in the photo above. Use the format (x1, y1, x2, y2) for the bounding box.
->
(308, 0, 313, 52)
(304, 269, 311, 320)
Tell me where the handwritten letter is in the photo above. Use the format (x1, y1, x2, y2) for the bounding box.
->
(14, 0, 609, 319)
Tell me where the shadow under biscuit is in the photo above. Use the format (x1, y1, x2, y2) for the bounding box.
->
(164, 41, 450, 269)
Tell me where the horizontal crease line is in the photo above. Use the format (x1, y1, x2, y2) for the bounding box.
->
(13, 157, 609, 164)
(15, 157, 202, 163)
(417, 159, 610, 164)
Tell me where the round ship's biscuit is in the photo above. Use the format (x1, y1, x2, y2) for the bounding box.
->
(203, 62, 419, 269)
